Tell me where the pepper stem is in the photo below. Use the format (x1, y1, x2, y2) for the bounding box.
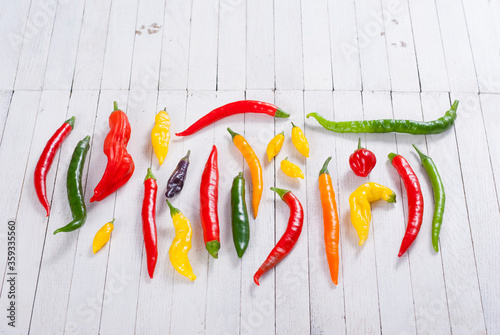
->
(227, 127, 240, 140)
(206, 240, 220, 259)
(387, 153, 398, 163)
(144, 168, 156, 181)
(412, 145, 428, 162)
(451, 100, 459, 111)
(291, 122, 297, 128)
(109, 218, 116, 224)
(82, 135, 90, 143)
(279, 131, 284, 136)
(237, 172, 244, 178)
(166, 200, 180, 217)
(113, 101, 119, 111)
(270, 187, 290, 200)
(274, 108, 290, 118)
(183, 150, 191, 161)
(357, 138, 362, 150)
(65, 116, 76, 128)
(319, 157, 332, 176)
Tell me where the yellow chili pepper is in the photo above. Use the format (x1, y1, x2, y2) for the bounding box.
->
(166, 200, 196, 281)
(349, 182, 396, 246)
(266, 131, 285, 161)
(291, 122, 309, 157)
(92, 218, 115, 254)
(280, 157, 304, 179)
(227, 128, 263, 218)
(151, 110, 170, 165)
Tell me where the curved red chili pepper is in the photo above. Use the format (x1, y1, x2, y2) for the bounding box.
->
(254, 187, 304, 285)
(388, 153, 424, 257)
(34, 116, 75, 216)
(200, 145, 220, 259)
(142, 168, 158, 279)
(176, 100, 289, 137)
(349, 138, 377, 177)
(91, 102, 135, 202)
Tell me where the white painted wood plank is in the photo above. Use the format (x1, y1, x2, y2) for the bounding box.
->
(434, 0, 478, 92)
(274, 0, 304, 90)
(0, 1, 32, 90)
(217, 1, 246, 90)
(100, 0, 139, 89)
(246, 1, 274, 90)
(0, 91, 13, 145)
(407, 0, 449, 92)
(273, 91, 310, 334)
(187, 0, 219, 90)
(43, 0, 86, 90)
(301, 0, 333, 90)
(481, 94, 500, 207)
(72, 0, 112, 90)
(14, 0, 58, 90)
(159, 0, 192, 90)
(129, 0, 165, 90)
(239, 90, 276, 335)
(327, 0, 362, 90)
(452, 92, 500, 334)
(420, 92, 485, 334)
(304, 91, 346, 335)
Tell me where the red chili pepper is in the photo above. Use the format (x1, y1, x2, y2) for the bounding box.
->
(254, 187, 304, 285)
(34, 117, 75, 216)
(388, 153, 424, 257)
(175, 100, 290, 137)
(142, 168, 158, 279)
(349, 138, 376, 177)
(91, 102, 135, 202)
(200, 145, 220, 259)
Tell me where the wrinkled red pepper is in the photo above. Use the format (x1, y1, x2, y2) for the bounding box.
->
(349, 138, 376, 177)
(200, 145, 220, 259)
(142, 168, 158, 279)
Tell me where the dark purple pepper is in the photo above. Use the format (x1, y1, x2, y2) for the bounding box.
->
(165, 150, 191, 198)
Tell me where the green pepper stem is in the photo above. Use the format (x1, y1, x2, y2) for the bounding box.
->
(206, 240, 220, 259)
(163, 107, 167, 112)
(82, 135, 90, 143)
(183, 150, 191, 161)
(412, 144, 428, 162)
(387, 153, 398, 163)
(166, 200, 180, 217)
(451, 100, 459, 111)
(109, 218, 116, 225)
(227, 127, 239, 140)
(237, 172, 244, 178)
(65, 116, 76, 128)
(387, 192, 397, 203)
(279, 131, 285, 136)
(270, 187, 290, 200)
(291, 122, 297, 128)
(113, 101, 119, 111)
(144, 168, 156, 181)
(274, 108, 290, 118)
(319, 157, 332, 176)
(357, 138, 362, 150)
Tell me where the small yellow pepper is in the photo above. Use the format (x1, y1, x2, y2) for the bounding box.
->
(166, 200, 196, 281)
(266, 131, 285, 161)
(92, 218, 115, 254)
(151, 110, 170, 165)
(349, 183, 396, 246)
(291, 122, 309, 157)
(280, 157, 304, 179)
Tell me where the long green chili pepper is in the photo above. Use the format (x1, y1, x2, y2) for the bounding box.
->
(307, 100, 459, 135)
(54, 136, 91, 234)
(231, 172, 250, 258)
(413, 145, 446, 252)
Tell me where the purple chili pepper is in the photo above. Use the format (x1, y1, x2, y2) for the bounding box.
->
(165, 150, 191, 198)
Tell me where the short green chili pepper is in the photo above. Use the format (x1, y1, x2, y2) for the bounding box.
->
(54, 135, 91, 234)
(231, 172, 250, 258)
(307, 100, 459, 135)
(413, 145, 446, 252)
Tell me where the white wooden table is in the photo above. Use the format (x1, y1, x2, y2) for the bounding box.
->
(0, 0, 499, 334)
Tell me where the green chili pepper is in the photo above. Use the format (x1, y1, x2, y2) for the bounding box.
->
(307, 100, 459, 135)
(54, 136, 91, 234)
(413, 145, 446, 252)
(231, 172, 250, 258)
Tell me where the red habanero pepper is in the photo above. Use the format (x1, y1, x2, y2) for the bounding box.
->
(388, 153, 424, 257)
(200, 145, 221, 259)
(254, 187, 304, 285)
(90, 102, 135, 202)
(142, 168, 158, 279)
(349, 138, 376, 177)
(35, 116, 75, 216)
(176, 100, 290, 137)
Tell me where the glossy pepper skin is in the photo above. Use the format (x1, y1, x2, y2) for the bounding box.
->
(166, 200, 196, 281)
(318, 157, 340, 285)
(142, 168, 158, 278)
(35, 116, 75, 216)
(151, 110, 170, 165)
(291, 122, 309, 157)
(200, 146, 220, 259)
(54, 136, 91, 234)
(349, 138, 376, 177)
(93, 219, 115, 254)
(91, 102, 135, 202)
(165, 150, 191, 198)
(413, 145, 445, 252)
(349, 182, 396, 245)
(254, 187, 304, 285)
(176, 100, 290, 136)
(231, 172, 250, 258)
(280, 157, 304, 179)
(307, 100, 459, 135)
(388, 153, 424, 257)
(266, 131, 285, 161)
(227, 128, 263, 218)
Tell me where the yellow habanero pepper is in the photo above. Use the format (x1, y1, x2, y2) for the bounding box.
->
(280, 157, 304, 179)
(266, 131, 285, 161)
(349, 182, 396, 246)
(151, 110, 170, 165)
(93, 218, 115, 254)
(291, 122, 309, 157)
(166, 200, 196, 281)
